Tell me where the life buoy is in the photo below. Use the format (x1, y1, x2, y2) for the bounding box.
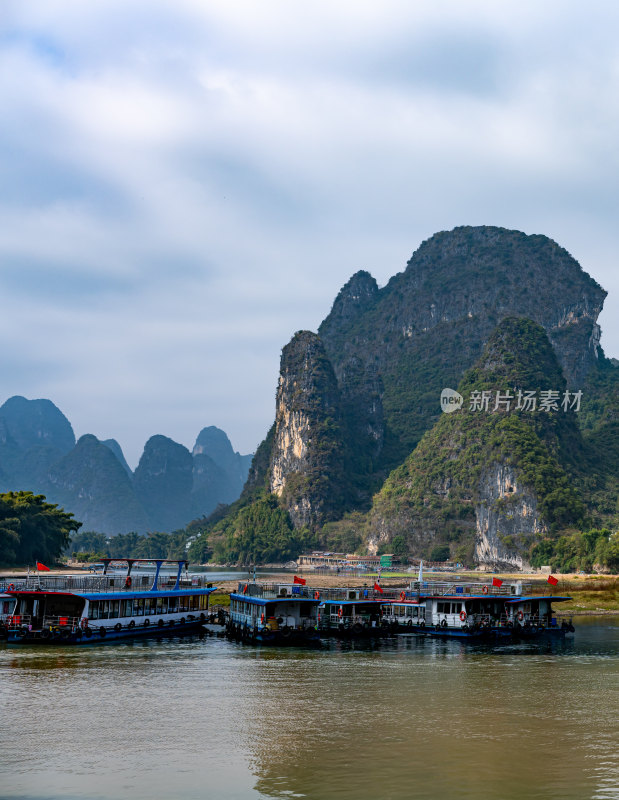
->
(260, 613, 265, 624)
(314, 591, 320, 600)
(338, 606, 343, 618)
(81, 617, 88, 630)
(482, 585, 489, 594)
(517, 610, 524, 621)
(459, 610, 467, 622)
(399, 591, 406, 601)
(124, 576, 132, 588)
(7, 583, 15, 591)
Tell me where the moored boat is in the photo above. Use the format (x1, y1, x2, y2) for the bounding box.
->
(228, 582, 321, 645)
(382, 580, 573, 641)
(2, 559, 216, 645)
(315, 586, 391, 638)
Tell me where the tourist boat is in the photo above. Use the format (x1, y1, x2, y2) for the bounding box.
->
(2, 559, 217, 645)
(315, 587, 391, 638)
(381, 580, 573, 640)
(228, 581, 321, 645)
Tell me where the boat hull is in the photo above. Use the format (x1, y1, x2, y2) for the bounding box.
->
(7, 616, 207, 645)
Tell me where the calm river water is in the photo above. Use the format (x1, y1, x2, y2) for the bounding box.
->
(1, 616, 618, 800)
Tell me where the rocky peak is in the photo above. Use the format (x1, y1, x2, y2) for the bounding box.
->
(0, 395, 75, 454)
(319, 270, 379, 341)
(45, 434, 149, 534)
(269, 331, 346, 528)
(133, 435, 194, 531)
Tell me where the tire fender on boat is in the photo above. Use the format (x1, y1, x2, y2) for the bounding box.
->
(114, 623, 122, 633)
(99, 627, 107, 638)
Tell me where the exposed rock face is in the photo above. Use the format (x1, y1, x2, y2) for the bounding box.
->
(475, 463, 547, 569)
(133, 435, 194, 532)
(268, 331, 347, 528)
(368, 317, 585, 567)
(46, 435, 149, 534)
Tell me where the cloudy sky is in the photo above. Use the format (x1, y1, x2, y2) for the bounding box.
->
(2, 1, 618, 468)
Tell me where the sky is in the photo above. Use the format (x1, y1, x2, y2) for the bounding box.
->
(1, 1, 619, 469)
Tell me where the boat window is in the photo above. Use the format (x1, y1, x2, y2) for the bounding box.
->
(179, 595, 189, 612)
(191, 595, 199, 610)
(145, 598, 156, 615)
(134, 598, 144, 616)
(413, 607, 418, 617)
(110, 600, 120, 619)
(169, 596, 178, 613)
(89, 601, 99, 620)
(122, 600, 132, 617)
(200, 595, 209, 610)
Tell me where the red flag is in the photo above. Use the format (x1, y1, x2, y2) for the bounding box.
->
(547, 575, 559, 586)
(373, 582, 383, 594)
(492, 577, 503, 587)
(242, 584, 248, 594)
(36, 562, 50, 572)
(293, 575, 306, 585)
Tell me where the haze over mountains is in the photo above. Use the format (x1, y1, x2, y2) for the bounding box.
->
(0, 395, 252, 534)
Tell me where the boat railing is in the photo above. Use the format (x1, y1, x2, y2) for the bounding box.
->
(0, 575, 215, 594)
(42, 615, 82, 630)
(6, 614, 33, 628)
(408, 581, 531, 597)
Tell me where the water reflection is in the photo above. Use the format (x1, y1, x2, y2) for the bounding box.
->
(0, 619, 617, 800)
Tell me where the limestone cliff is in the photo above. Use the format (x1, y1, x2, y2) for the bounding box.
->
(268, 331, 347, 528)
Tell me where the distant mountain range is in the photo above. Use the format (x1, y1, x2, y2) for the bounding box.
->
(0, 395, 252, 534)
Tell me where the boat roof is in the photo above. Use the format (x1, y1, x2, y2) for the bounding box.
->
(320, 599, 387, 606)
(230, 593, 319, 606)
(504, 596, 571, 604)
(8, 588, 216, 600)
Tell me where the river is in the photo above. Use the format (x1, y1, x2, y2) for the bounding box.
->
(1, 616, 618, 799)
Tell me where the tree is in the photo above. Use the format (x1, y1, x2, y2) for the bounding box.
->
(0, 491, 81, 567)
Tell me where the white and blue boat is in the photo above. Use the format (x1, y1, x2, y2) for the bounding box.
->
(3, 559, 217, 645)
(381, 580, 574, 640)
(228, 582, 321, 645)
